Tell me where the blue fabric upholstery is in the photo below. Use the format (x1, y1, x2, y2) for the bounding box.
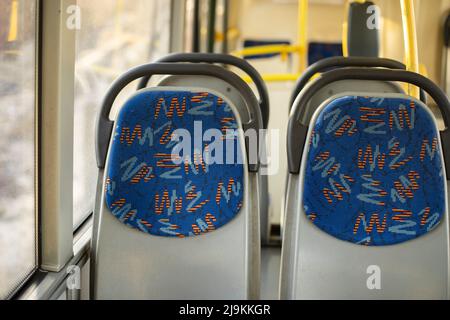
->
(105, 90, 244, 238)
(303, 96, 446, 246)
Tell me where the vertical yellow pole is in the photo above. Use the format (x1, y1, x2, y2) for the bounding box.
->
(342, 23, 348, 57)
(400, 0, 420, 99)
(115, 0, 124, 36)
(342, 1, 350, 57)
(8, 0, 19, 42)
(298, 0, 308, 73)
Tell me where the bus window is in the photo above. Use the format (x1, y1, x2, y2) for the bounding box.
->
(73, 0, 170, 229)
(0, 0, 37, 299)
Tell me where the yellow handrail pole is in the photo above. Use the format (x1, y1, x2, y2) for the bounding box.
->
(241, 73, 301, 83)
(342, 21, 348, 57)
(342, 1, 351, 57)
(400, 0, 420, 99)
(115, 0, 124, 36)
(233, 44, 301, 57)
(230, 0, 308, 81)
(231, 0, 309, 83)
(8, 0, 19, 42)
(298, 0, 308, 73)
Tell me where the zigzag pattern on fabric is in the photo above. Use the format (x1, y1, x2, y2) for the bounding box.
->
(105, 90, 245, 238)
(303, 96, 446, 246)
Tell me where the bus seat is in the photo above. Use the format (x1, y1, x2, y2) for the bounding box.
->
(281, 68, 450, 300)
(136, 53, 271, 245)
(297, 80, 403, 124)
(92, 63, 262, 300)
(283, 57, 408, 234)
(289, 57, 408, 123)
(157, 75, 271, 245)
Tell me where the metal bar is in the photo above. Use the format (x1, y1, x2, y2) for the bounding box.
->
(222, 0, 229, 54)
(193, 0, 201, 52)
(207, 0, 217, 52)
(40, 0, 76, 273)
(288, 68, 450, 175)
(16, 219, 93, 300)
(242, 73, 300, 83)
(136, 52, 271, 128)
(400, 0, 420, 99)
(298, 0, 308, 72)
(170, 0, 186, 52)
(233, 44, 302, 57)
(96, 63, 262, 172)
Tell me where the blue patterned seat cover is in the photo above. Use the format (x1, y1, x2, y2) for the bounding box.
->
(303, 95, 446, 246)
(105, 90, 244, 238)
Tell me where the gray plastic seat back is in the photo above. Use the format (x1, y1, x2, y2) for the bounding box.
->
(93, 87, 260, 300)
(281, 68, 450, 300)
(282, 79, 404, 232)
(92, 63, 262, 300)
(282, 93, 449, 299)
(299, 79, 403, 124)
(158, 75, 271, 245)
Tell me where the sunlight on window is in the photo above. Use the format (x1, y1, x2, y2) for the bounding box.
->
(0, 0, 37, 299)
(73, 0, 170, 229)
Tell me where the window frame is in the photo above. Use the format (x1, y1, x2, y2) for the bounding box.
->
(10, 0, 178, 300)
(0, 0, 41, 300)
(39, 0, 77, 273)
(72, 0, 176, 231)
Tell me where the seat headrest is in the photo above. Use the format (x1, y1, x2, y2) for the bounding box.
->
(104, 89, 244, 238)
(303, 95, 446, 246)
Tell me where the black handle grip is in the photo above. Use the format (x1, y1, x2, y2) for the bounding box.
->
(97, 63, 263, 172)
(288, 68, 450, 179)
(347, 1, 379, 57)
(290, 56, 407, 108)
(137, 53, 270, 129)
(444, 13, 450, 47)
